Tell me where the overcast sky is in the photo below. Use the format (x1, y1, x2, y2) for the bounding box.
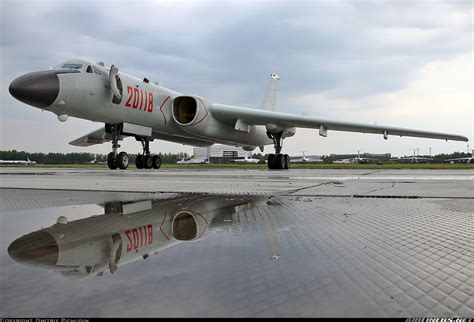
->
(1, 0, 472, 157)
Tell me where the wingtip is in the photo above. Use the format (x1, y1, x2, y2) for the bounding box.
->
(454, 136, 469, 142)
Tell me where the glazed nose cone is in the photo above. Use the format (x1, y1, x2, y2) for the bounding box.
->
(9, 70, 60, 108)
(8, 231, 59, 267)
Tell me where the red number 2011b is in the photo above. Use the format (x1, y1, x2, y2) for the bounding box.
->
(125, 86, 153, 113)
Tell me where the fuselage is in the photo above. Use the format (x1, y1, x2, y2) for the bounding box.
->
(0, 159, 36, 164)
(10, 58, 272, 150)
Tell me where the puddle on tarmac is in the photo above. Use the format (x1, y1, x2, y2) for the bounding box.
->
(2, 192, 317, 317)
(4, 189, 468, 317)
(5, 194, 275, 279)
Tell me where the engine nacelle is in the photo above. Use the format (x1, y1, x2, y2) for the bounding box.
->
(173, 95, 271, 148)
(171, 211, 209, 241)
(172, 95, 211, 128)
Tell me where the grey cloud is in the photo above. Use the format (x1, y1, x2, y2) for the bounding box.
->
(2, 0, 470, 100)
(0, 0, 471, 153)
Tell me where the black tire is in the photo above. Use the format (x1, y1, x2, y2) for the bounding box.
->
(276, 154, 285, 169)
(135, 154, 144, 169)
(284, 154, 290, 169)
(117, 151, 128, 170)
(268, 154, 276, 169)
(107, 152, 118, 170)
(152, 155, 162, 169)
(143, 155, 153, 169)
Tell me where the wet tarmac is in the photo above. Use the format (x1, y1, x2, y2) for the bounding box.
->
(0, 168, 473, 317)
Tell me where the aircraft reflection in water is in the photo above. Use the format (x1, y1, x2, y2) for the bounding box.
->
(8, 195, 280, 278)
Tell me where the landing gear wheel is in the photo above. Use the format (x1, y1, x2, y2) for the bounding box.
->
(135, 154, 144, 169)
(284, 154, 290, 169)
(107, 152, 118, 170)
(143, 155, 153, 169)
(268, 154, 276, 169)
(266, 131, 289, 170)
(136, 137, 161, 170)
(276, 154, 285, 169)
(117, 152, 129, 169)
(152, 155, 162, 169)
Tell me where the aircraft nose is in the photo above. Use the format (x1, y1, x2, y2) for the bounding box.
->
(9, 70, 60, 108)
(8, 231, 59, 267)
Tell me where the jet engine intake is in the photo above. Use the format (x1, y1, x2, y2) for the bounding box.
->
(172, 96, 209, 126)
(172, 211, 208, 241)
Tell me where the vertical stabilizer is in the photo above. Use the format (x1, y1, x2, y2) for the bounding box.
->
(260, 73, 280, 111)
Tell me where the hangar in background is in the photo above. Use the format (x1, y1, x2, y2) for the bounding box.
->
(194, 145, 248, 164)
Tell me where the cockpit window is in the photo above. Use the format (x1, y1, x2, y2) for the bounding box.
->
(86, 65, 93, 73)
(61, 63, 82, 70)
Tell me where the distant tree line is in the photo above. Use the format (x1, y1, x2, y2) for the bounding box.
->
(0, 150, 470, 165)
(430, 152, 471, 161)
(321, 152, 472, 163)
(0, 150, 189, 164)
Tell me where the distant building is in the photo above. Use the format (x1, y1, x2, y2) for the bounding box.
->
(361, 153, 391, 160)
(194, 145, 248, 164)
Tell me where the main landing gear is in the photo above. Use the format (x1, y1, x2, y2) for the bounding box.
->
(134, 137, 161, 170)
(267, 132, 290, 170)
(106, 124, 161, 170)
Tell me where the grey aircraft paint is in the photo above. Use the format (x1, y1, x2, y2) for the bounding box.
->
(9, 58, 468, 170)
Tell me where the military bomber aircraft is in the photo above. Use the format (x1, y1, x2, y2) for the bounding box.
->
(9, 59, 468, 170)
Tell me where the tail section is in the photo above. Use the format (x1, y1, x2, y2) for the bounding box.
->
(260, 73, 280, 111)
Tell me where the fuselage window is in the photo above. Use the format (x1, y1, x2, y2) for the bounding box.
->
(86, 65, 93, 73)
(92, 66, 101, 75)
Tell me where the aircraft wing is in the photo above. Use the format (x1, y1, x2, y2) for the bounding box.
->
(210, 104, 469, 142)
(69, 128, 125, 147)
